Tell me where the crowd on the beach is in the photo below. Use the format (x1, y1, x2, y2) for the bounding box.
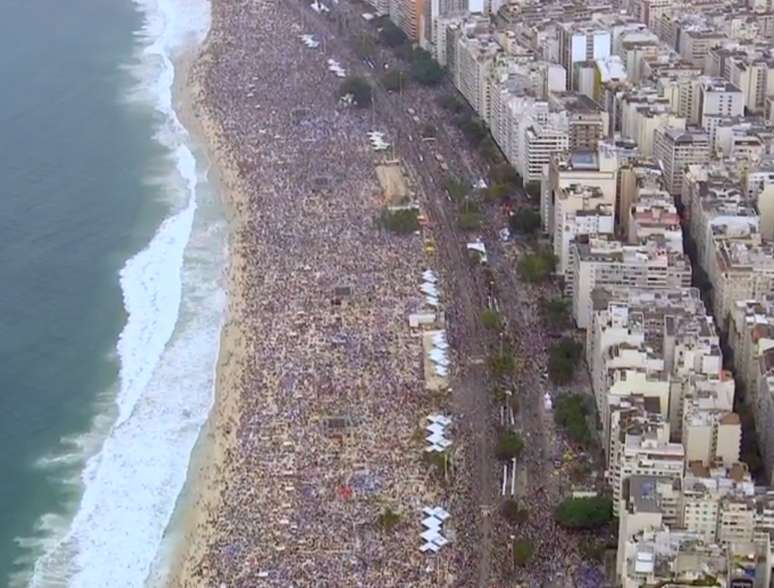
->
(179, 0, 477, 586)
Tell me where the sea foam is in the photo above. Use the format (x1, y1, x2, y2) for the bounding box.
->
(21, 0, 226, 586)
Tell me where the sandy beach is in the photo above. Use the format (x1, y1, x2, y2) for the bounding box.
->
(168, 34, 251, 587)
(166, 0, 469, 585)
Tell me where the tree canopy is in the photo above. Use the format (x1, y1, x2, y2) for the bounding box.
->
(409, 48, 444, 85)
(553, 393, 592, 445)
(379, 207, 419, 234)
(509, 208, 541, 235)
(381, 69, 406, 92)
(525, 180, 541, 199)
(379, 20, 407, 48)
(554, 496, 613, 529)
(490, 163, 522, 187)
(548, 338, 583, 385)
(517, 249, 556, 282)
(445, 176, 469, 202)
(540, 297, 571, 331)
(339, 76, 372, 108)
(353, 34, 376, 59)
(495, 431, 524, 460)
(502, 500, 529, 525)
(377, 506, 402, 531)
(489, 350, 515, 377)
(438, 93, 466, 113)
(481, 309, 502, 330)
(513, 539, 534, 566)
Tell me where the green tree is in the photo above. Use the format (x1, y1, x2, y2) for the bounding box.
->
(502, 500, 529, 524)
(339, 76, 372, 108)
(553, 393, 591, 445)
(481, 309, 502, 330)
(509, 208, 541, 235)
(381, 69, 406, 92)
(513, 539, 534, 566)
(421, 123, 437, 138)
(548, 338, 583, 385)
(377, 506, 401, 531)
(409, 48, 444, 85)
(489, 351, 515, 377)
(495, 431, 524, 460)
(438, 94, 465, 113)
(379, 20, 407, 48)
(379, 207, 419, 234)
(459, 116, 487, 144)
(540, 297, 571, 331)
(458, 210, 482, 231)
(525, 180, 541, 199)
(490, 163, 522, 187)
(353, 33, 376, 59)
(517, 249, 556, 282)
(457, 197, 481, 231)
(445, 176, 469, 202)
(554, 496, 613, 529)
(479, 136, 502, 163)
(483, 183, 511, 202)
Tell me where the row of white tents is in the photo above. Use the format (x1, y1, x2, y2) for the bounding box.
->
(421, 269, 438, 307)
(424, 413, 451, 453)
(299, 34, 319, 49)
(419, 506, 451, 553)
(428, 331, 449, 378)
(328, 58, 346, 78)
(367, 130, 390, 151)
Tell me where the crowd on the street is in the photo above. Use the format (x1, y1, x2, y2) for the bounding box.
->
(174, 0, 616, 584)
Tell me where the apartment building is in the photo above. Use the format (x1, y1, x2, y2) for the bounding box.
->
(627, 188, 682, 251)
(558, 21, 612, 89)
(552, 184, 615, 277)
(612, 417, 685, 515)
(620, 87, 686, 156)
(570, 235, 693, 329)
(456, 32, 501, 121)
(550, 91, 608, 150)
(541, 146, 619, 234)
(653, 126, 711, 197)
(698, 78, 745, 147)
(707, 239, 774, 330)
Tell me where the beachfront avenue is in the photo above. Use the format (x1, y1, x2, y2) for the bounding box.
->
(170, 0, 607, 586)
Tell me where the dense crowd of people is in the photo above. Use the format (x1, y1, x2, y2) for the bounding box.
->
(171, 0, 617, 585)
(176, 0, 478, 585)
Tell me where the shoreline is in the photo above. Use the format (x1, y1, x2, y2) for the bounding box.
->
(167, 21, 247, 587)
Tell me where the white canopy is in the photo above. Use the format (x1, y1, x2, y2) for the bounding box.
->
(426, 422, 446, 434)
(422, 516, 442, 529)
(420, 529, 441, 542)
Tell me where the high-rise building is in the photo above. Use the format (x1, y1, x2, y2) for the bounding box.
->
(653, 126, 710, 197)
(558, 21, 612, 89)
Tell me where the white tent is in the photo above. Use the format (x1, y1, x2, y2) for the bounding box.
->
(425, 433, 448, 444)
(421, 529, 441, 542)
(422, 516, 442, 529)
(429, 506, 450, 521)
(426, 422, 446, 434)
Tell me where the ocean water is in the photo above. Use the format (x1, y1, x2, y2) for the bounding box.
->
(0, 0, 225, 586)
